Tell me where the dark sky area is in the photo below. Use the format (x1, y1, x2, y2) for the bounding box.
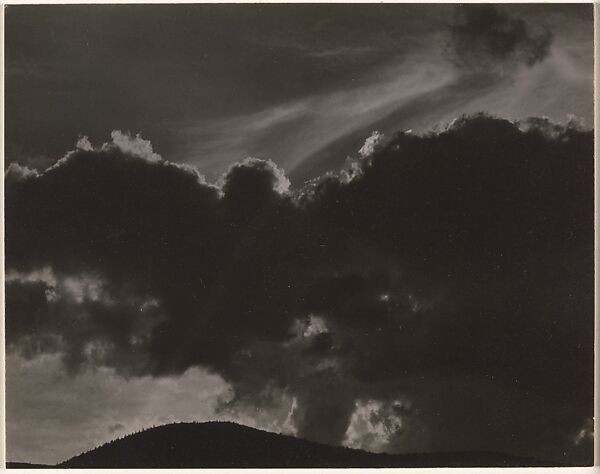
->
(4, 2, 595, 466)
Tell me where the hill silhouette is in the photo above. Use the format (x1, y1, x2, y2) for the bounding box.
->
(6, 462, 52, 469)
(11, 421, 556, 468)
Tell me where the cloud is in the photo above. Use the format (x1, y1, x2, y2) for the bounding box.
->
(343, 399, 408, 452)
(447, 5, 553, 70)
(5, 115, 594, 465)
(221, 157, 291, 197)
(76, 135, 93, 151)
(516, 114, 586, 139)
(171, 13, 590, 187)
(108, 130, 161, 162)
(358, 131, 385, 159)
(173, 54, 457, 179)
(5, 267, 164, 374)
(5, 162, 39, 181)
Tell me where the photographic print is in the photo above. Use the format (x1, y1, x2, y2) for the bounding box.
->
(3, 2, 595, 468)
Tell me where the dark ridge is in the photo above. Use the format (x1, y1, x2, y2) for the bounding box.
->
(6, 462, 53, 469)
(52, 421, 561, 468)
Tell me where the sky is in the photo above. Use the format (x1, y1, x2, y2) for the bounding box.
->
(4, 2, 595, 467)
(5, 3, 593, 180)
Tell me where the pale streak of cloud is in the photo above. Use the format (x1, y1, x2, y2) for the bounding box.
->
(171, 20, 591, 183)
(173, 48, 457, 179)
(461, 49, 590, 124)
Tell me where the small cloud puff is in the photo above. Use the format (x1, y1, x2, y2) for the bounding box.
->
(343, 398, 409, 453)
(5, 162, 39, 182)
(108, 130, 162, 162)
(76, 135, 93, 151)
(358, 131, 385, 159)
(221, 157, 291, 197)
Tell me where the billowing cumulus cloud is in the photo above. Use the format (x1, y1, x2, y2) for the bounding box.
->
(5, 116, 593, 465)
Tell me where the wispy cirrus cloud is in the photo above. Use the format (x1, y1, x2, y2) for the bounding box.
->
(172, 49, 457, 180)
(167, 6, 591, 184)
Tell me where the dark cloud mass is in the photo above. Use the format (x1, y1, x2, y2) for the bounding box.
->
(448, 5, 553, 69)
(5, 115, 594, 464)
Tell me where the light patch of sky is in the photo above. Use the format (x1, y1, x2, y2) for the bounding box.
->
(6, 352, 233, 465)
